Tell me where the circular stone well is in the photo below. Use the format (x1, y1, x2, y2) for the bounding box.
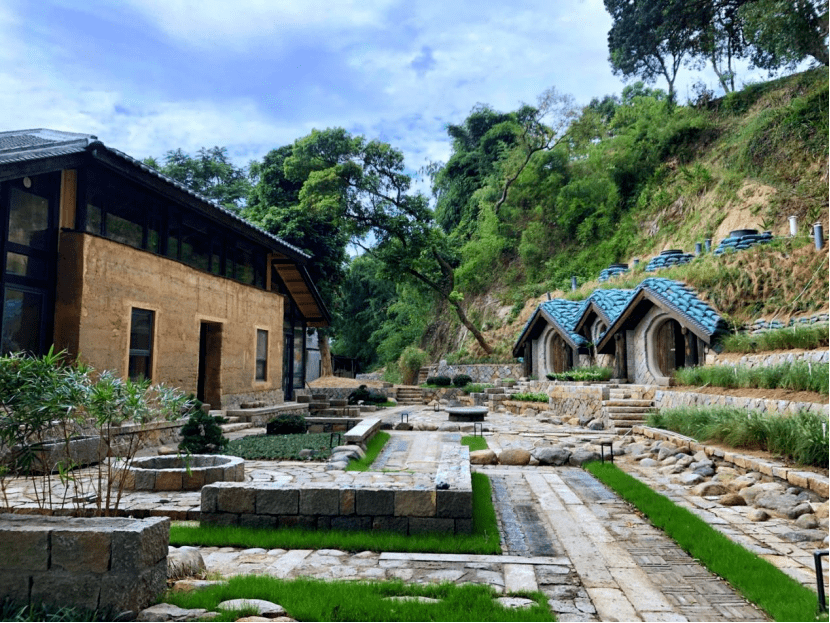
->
(126, 455, 245, 491)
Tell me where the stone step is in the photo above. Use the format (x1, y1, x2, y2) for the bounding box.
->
(220, 422, 253, 433)
(309, 402, 330, 410)
(607, 412, 651, 421)
(223, 416, 241, 424)
(603, 405, 656, 414)
(603, 400, 653, 408)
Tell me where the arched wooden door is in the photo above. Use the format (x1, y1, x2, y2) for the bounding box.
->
(550, 334, 572, 373)
(655, 319, 685, 377)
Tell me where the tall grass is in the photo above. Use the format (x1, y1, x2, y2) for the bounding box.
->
(585, 463, 821, 622)
(718, 323, 829, 353)
(674, 361, 829, 395)
(546, 366, 612, 382)
(648, 406, 829, 467)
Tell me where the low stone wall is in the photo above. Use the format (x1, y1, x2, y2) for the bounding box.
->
(654, 389, 829, 416)
(125, 455, 245, 491)
(422, 362, 523, 383)
(221, 388, 285, 410)
(705, 348, 829, 367)
(200, 444, 472, 535)
(0, 514, 169, 613)
(226, 403, 309, 426)
(743, 315, 828, 334)
(296, 387, 394, 401)
(633, 426, 829, 498)
(422, 387, 467, 403)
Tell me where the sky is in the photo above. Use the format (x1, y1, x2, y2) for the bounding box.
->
(1, 0, 772, 183)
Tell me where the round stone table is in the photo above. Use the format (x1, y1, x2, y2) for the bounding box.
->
(446, 406, 488, 422)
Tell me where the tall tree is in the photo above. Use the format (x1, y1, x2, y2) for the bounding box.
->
(740, 0, 828, 69)
(144, 147, 252, 212)
(285, 128, 495, 354)
(605, 0, 700, 105)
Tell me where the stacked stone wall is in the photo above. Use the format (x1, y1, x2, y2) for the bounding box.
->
(705, 348, 828, 368)
(422, 362, 523, 383)
(201, 445, 472, 535)
(0, 514, 169, 613)
(654, 390, 828, 417)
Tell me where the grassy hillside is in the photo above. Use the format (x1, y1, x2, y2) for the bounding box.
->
(423, 69, 829, 363)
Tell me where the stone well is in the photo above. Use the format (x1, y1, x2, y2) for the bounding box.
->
(125, 454, 245, 491)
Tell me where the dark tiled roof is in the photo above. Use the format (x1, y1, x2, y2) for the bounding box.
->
(0, 128, 309, 260)
(638, 278, 725, 336)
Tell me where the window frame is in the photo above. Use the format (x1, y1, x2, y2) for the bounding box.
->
(255, 328, 268, 382)
(128, 307, 155, 382)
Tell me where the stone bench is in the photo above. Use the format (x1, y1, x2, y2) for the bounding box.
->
(200, 444, 472, 535)
(344, 417, 383, 446)
(0, 514, 169, 613)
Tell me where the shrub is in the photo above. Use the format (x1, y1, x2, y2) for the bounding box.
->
(546, 366, 612, 382)
(717, 323, 829, 353)
(347, 385, 388, 405)
(398, 346, 429, 385)
(452, 374, 473, 387)
(511, 392, 549, 403)
(179, 410, 228, 454)
(266, 414, 307, 436)
(674, 361, 829, 395)
(425, 375, 451, 386)
(462, 383, 493, 394)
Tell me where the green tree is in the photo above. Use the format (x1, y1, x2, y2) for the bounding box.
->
(285, 128, 495, 354)
(740, 0, 828, 69)
(605, 0, 700, 105)
(144, 147, 252, 211)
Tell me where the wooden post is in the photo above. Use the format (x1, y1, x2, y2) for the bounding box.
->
(614, 333, 627, 380)
(682, 326, 697, 367)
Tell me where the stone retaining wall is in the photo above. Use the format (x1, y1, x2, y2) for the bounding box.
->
(0, 514, 169, 613)
(226, 403, 309, 426)
(422, 362, 523, 383)
(654, 389, 829, 416)
(633, 426, 829, 498)
(705, 348, 829, 367)
(200, 445, 472, 535)
(296, 387, 394, 401)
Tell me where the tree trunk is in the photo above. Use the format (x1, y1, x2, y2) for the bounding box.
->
(450, 300, 494, 355)
(318, 331, 334, 377)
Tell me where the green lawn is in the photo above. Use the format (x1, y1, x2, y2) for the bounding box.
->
(585, 462, 822, 622)
(162, 576, 555, 622)
(462, 435, 489, 451)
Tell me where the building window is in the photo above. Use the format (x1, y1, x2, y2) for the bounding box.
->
(256, 329, 268, 381)
(129, 308, 154, 381)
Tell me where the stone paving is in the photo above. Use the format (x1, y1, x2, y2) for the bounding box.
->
(2, 403, 827, 621)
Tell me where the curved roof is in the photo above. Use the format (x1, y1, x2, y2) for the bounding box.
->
(512, 298, 587, 356)
(595, 277, 726, 353)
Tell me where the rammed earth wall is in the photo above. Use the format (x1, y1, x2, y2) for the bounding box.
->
(0, 514, 169, 613)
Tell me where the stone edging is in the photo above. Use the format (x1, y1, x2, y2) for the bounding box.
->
(632, 425, 828, 497)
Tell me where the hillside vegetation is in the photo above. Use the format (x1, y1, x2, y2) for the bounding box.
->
(391, 69, 829, 367)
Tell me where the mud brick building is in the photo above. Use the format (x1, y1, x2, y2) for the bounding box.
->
(0, 129, 329, 406)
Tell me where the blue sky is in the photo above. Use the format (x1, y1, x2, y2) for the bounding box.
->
(1, 0, 771, 180)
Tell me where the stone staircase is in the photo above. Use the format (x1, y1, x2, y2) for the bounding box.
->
(601, 386, 656, 433)
(396, 386, 424, 406)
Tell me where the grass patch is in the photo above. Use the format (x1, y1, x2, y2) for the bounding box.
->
(225, 433, 334, 461)
(674, 361, 829, 395)
(546, 366, 612, 382)
(162, 575, 554, 622)
(585, 463, 820, 622)
(648, 406, 829, 467)
(718, 323, 829, 353)
(462, 435, 489, 451)
(0, 599, 115, 622)
(345, 431, 390, 472)
(510, 392, 549, 403)
(170, 472, 501, 555)
(461, 383, 494, 394)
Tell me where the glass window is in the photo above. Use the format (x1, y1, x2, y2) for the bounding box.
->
(1, 286, 43, 354)
(129, 308, 154, 381)
(166, 215, 181, 260)
(255, 329, 268, 381)
(292, 326, 304, 389)
(181, 224, 210, 272)
(106, 211, 143, 248)
(210, 239, 222, 275)
(8, 187, 49, 249)
(6, 252, 46, 278)
(85, 202, 102, 235)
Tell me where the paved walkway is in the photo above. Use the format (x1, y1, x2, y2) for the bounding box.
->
(3, 403, 827, 621)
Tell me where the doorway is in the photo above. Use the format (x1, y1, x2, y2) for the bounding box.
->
(197, 321, 222, 408)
